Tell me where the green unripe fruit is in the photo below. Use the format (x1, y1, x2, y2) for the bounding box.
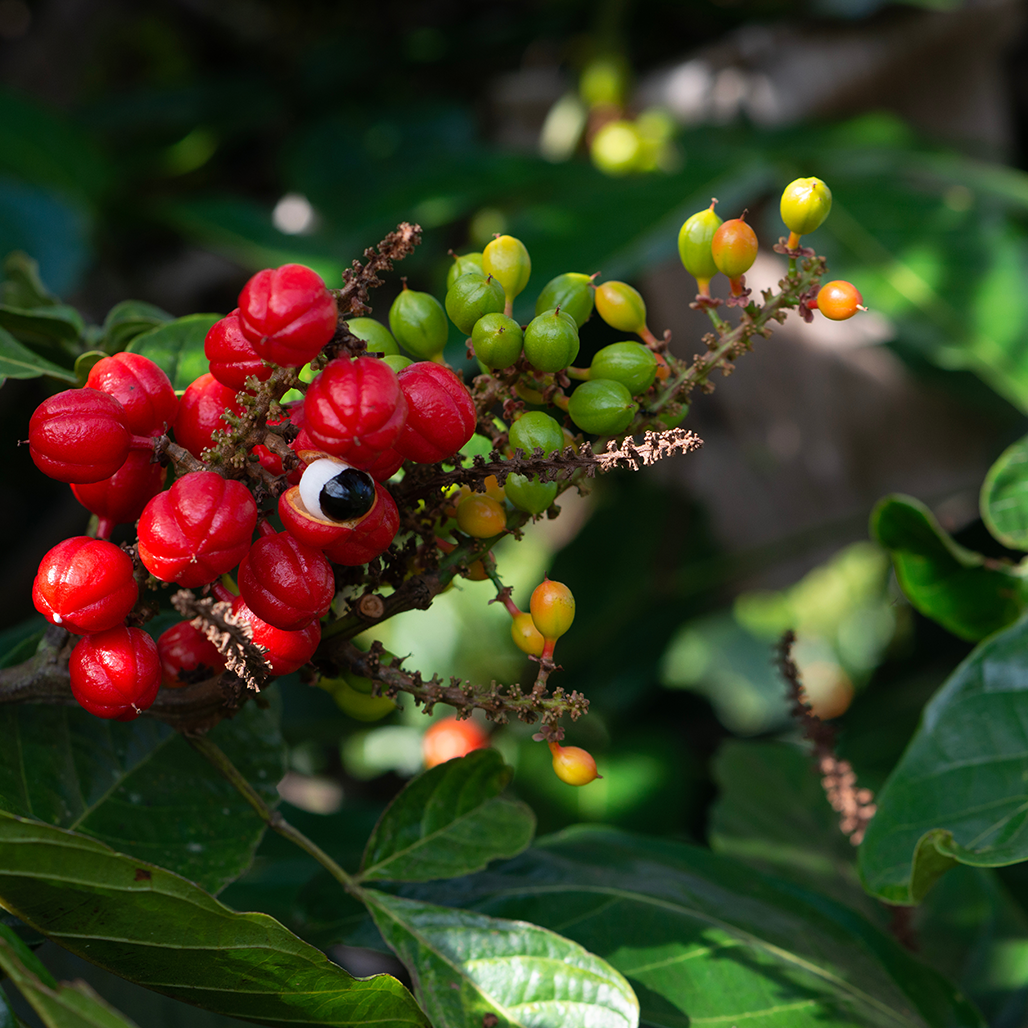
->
(594, 281, 647, 334)
(590, 342, 657, 395)
(658, 403, 689, 429)
(509, 411, 564, 457)
(344, 317, 400, 356)
(389, 288, 448, 359)
(568, 378, 637, 435)
(446, 252, 484, 289)
(505, 473, 558, 514)
(678, 205, 723, 288)
(523, 308, 579, 373)
(321, 676, 396, 722)
(535, 273, 594, 328)
(445, 274, 505, 335)
(471, 313, 523, 369)
(590, 120, 642, 176)
(780, 177, 832, 236)
(580, 54, 628, 107)
(482, 235, 531, 302)
(383, 354, 414, 373)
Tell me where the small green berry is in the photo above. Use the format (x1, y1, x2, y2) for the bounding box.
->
(535, 272, 595, 328)
(445, 274, 505, 335)
(594, 281, 647, 335)
(589, 342, 657, 395)
(472, 313, 523, 369)
(523, 308, 579, 373)
(504, 473, 558, 514)
(446, 252, 484, 289)
(509, 411, 564, 456)
(482, 235, 531, 302)
(780, 177, 832, 239)
(678, 201, 723, 295)
(382, 354, 414, 374)
(389, 287, 448, 359)
(344, 317, 400, 356)
(568, 378, 637, 435)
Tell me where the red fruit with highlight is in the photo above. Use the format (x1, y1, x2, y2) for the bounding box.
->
(137, 471, 258, 587)
(29, 388, 131, 484)
(70, 625, 161, 720)
(422, 716, 489, 768)
(86, 352, 178, 436)
(33, 536, 138, 635)
(322, 485, 399, 565)
(232, 597, 321, 677)
(173, 373, 246, 460)
(238, 263, 338, 368)
(394, 363, 476, 464)
(303, 356, 408, 464)
(205, 309, 275, 391)
(71, 449, 168, 538)
(238, 530, 335, 631)
(157, 620, 227, 688)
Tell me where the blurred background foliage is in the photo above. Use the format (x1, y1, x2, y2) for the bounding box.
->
(4, 0, 1028, 1020)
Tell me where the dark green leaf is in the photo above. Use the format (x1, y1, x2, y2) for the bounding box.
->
(859, 613, 1028, 904)
(407, 827, 983, 1028)
(101, 301, 173, 353)
(709, 740, 877, 916)
(365, 890, 638, 1028)
(73, 351, 108, 386)
(126, 314, 218, 390)
(871, 494, 1027, 640)
(0, 924, 140, 1027)
(0, 326, 77, 383)
(0, 617, 47, 669)
(360, 749, 534, 883)
(0, 987, 17, 1028)
(0, 699, 283, 894)
(0, 812, 428, 1028)
(1, 252, 57, 309)
(0, 305, 83, 349)
(981, 433, 1028, 550)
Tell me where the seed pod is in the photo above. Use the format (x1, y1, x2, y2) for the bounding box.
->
(530, 579, 576, 640)
(594, 281, 648, 335)
(711, 214, 758, 280)
(173, 372, 247, 460)
(70, 626, 161, 720)
(509, 411, 564, 457)
(204, 309, 275, 391)
(157, 621, 227, 688)
(71, 449, 168, 538)
(86, 352, 178, 437)
(510, 611, 544, 657)
(231, 597, 321, 678)
(422, 716, 489, 768)
(238, 263, 338, 368)
(815, 280, 865, 321)
(549, 742, 600, 786)
(394, 363, 477, 464)
(504, 474, 557, 515)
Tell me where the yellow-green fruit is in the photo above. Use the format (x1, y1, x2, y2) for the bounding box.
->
(535, 272, 594, 328)
(482, 235, 531, 301)
(446, 252, 484, 289)
(589, 342, 657, 395)
(511, 611, 544, 657)
(321, 676, 396, 722)
(678, 206, 723, 286)
(594, 281, 647, 334)
(388, 288, 448, 359)
(344, 318, 400, 356)
(549, 741, 600, 786)
(456, 494, 507, 538)
(780, 177, 832, 236)
(590, 120, 642, 176)
(580, 54, 628, 107)
(530, 579, 575, 640)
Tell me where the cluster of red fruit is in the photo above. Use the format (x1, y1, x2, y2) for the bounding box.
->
(28, 264, 477, 720)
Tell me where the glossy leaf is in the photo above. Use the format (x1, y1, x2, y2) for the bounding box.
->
(981, 433, 1028, 550)
(859, 613, 1028, 904)
(1, 251, 58, 309)
(0, 326, 76, 383)
(406, 827, 982, 1028)
(101, 300, 173, 353)
(365, 890, 639, 1028)
(0, 811, 428, 1028)
(0, 304, 83, 348)
(0, 699, 283, 894)
(0, 923, 140, 1028)
(871, 494, 1027, 640)
(360, 749, 535, 883)
(126, 313, 219, 390)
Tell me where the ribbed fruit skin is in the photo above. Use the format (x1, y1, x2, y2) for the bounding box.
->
(231, 597, 321, 677)
(238, 531, 334, 631)
(69, 626, 161, 720)
(86, 352, 179, 436)
(29, 388, 130, 484)
(394, 363, 476, 464)
(173, 373, 246, 460)
(205, 309, 274, 391)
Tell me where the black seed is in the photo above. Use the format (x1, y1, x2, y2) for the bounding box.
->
(320, 468, 376, 522)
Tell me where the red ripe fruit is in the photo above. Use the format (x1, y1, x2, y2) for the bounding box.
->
(205, 309, 274, 391)
(238, 264, 338, 368)
(29, 388, 131, 484)
(70, 626, 161, 720)
(238, 530, 335, 631)
(232, 597, 321, 677)
(71, 449, 168, 538)
(137, 471, 258, 587)
(86, 352, 178, 436)
(157, 621, 226, 688)
(33, 536, 138, 635)
(423, 716, 489, 768)
(174, 372, 247, 460)
(303, 356, 408, 464)
(394, 363, 476, 464)
(351, 445, 405, 482)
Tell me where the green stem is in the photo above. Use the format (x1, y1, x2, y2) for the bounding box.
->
(185, 732, 364, 900)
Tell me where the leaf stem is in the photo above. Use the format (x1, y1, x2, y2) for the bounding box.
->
(185, 732, 364, 899)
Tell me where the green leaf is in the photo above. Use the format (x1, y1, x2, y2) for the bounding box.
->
(871, 494, 1027, 640)
(1, 252, 58, 308)
(0, 987, 18, 1028)
(0, 811, 428, 1028)
(709, 740, 877, 916)
(0, 304, 83, 350)
(0, 923, 140, 1027)
(360, 749, 535, 883)
(859, 613, 1028, 904)
(73, 351, 108, 386)
(365, 890, 639, 1028)
(0, 699, 283, 894)
(101, 301, 173, 353)
(406, 827, 983, 1028)
(126, 314, 218, 390)
(981, 433, 1028, 550)
(0, 325, 77, 383)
